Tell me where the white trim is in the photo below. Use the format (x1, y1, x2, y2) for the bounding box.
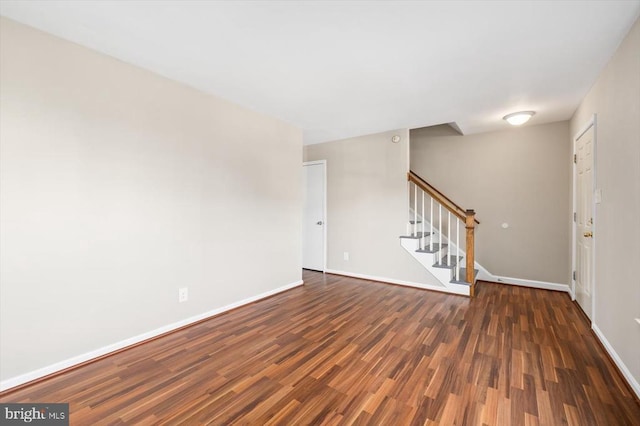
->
(591, 117, 598, 323)
(571, 114, 597, 320)
(325, 269, 470, 296)
(592, 323, 640, 399)
(489, 275, 570, 293)
(467, 259, 569, 293)
(303, 160, 327, 272)
(472, 261, 494, 283)
(574, 115, 597, 141)
(0, 279, 304, 392)
(571, 127, 578, 301)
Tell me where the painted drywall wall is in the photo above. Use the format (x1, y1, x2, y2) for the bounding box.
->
(570, 17, 640, 390)
(410, 122, 571, 284)
(304, 130, 444, 288)
(0, 18, 302, 384)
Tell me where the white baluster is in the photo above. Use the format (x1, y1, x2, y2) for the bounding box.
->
(430, 197, 433, 251)
(413, 185, 418, 237)
(447, 211, 451, 266)
(456, 217, 460, 281)
(438, 204, 442, 264)
(421, 190, 425, 249)
(407, 181, 411, 235)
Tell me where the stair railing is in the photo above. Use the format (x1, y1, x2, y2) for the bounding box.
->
(407, 171, 479, 296)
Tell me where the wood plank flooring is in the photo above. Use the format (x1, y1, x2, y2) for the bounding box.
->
(1, 271, 639, 425)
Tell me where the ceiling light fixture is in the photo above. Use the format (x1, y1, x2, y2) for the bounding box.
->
(503, 111, 535, 126)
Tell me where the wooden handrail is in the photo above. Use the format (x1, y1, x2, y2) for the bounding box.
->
(407, 171, 480, 224)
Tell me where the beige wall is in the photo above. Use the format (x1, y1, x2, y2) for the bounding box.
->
(411, 122, 572, 284)
(304, 130, 444, 288)
(570, 18, 640, 387)
(0, 18, 302, 384)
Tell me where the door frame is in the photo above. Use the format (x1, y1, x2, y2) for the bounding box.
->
(303, 160, 327, 272)
(571, 114, 597, 322)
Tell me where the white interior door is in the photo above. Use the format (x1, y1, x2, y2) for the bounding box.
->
(303, 162, 325, 271)
(575, 126, 594, 320)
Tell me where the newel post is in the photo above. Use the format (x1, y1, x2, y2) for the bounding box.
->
(465, 209, 476, 297)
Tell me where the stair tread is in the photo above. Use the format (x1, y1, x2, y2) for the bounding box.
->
(400, 226, 478, 293)
(399, 232, 431, 239)
(432, 256, 464, 269)
(450, 268, 479, 285)
(415, 243, 447, 253)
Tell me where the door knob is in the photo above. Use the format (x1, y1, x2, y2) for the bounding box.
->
(583, 231, 593, 238)
(316, 221, 323, 225)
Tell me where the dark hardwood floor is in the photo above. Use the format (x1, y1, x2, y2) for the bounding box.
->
(1, 271, 639, 425)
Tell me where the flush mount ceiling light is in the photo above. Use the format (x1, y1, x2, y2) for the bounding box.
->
(503, 111, 535, 126)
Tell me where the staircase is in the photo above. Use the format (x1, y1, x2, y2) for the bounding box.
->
(400, 171, 479, 297)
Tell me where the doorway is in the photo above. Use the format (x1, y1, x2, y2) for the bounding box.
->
(573, 117, 596, 321)
(303, 161, 326, 271)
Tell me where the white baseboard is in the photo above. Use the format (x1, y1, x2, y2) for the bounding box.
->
(487, 275, 570, 293)
(591, 323, 640, 399)
(0, 279, 304, 392)
(324, 269, 469, 296)
(456, 254, 568, 293)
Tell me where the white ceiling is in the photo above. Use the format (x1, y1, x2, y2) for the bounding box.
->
(1, 1, 639, 144)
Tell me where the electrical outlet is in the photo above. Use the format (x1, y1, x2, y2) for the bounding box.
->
(178, 287, 188, 303)
(344, 252, 350, 261)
